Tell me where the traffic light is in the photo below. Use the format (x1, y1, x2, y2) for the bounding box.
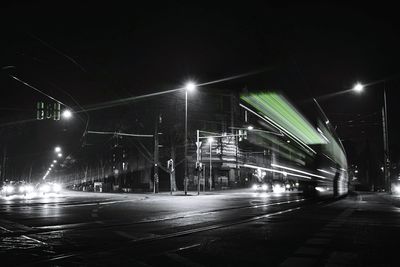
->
(167, 159, 174, 172)
(36, 102, 44, 120)
(36, 102, 61, 120)
(238, 129, 247, 141)
(53, 103, 60, 120)
(195, 161, 203, 172)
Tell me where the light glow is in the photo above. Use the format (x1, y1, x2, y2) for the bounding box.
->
(62, 109, 73, 119)
(271, 163, 328, 180)
(185, 82, 196, 92)
(244, 164, 311, 180)
(273, 184, 285, 193)
(353, 83, 364, 93)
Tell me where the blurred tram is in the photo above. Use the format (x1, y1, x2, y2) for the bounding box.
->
(239, 91, 348, 198)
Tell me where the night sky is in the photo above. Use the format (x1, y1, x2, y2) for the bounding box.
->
(1, 2, 400, 175)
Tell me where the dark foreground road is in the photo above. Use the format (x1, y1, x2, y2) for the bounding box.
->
(1, 190, 399, 266)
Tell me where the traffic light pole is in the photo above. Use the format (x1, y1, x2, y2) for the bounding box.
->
(154, 114, 160, 194)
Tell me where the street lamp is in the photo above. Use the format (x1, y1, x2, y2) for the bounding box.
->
(57, 153, 63, 158)
(184, 81, 197, 195)
(353, 82, 364, 93)
(54, 146, 62, 153)
(207, 137, 214, 191)
(247, 125, 254, 130)
(353, 82, 390, 192)
(62, 109, 73, 119)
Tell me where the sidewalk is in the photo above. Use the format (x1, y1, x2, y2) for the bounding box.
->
(281, 191, 400, 266)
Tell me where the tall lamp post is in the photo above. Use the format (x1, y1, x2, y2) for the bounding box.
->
(207, 137, 214, 191)
(184, 81, 196, 195)
(353, 82, 390, 192)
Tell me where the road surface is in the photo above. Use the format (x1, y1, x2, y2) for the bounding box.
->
(1, 190, 399, 266)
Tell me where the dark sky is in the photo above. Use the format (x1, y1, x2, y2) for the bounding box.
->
(1, 2, 400, 170)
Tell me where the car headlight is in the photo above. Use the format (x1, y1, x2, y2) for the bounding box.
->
(273, 184, 285, 193)
(262, 184, 268, 190)
(252, 184, 258, 190)
(5, 186, 14, 193)
(285, 184, 291, 189)
(40, 184, 50, 193)
(394, 185, 400, 194)
(25, 185, 34, 193)
(53, 183, 61, 192)
(315, 186, 326, 192)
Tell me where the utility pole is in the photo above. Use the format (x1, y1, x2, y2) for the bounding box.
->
(1, 146, 7, 182)
(154, 114, 160, 193)
(184, 90, 188, 195)
(382, 87, 390, 193)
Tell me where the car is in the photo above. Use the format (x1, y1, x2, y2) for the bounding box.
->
(1, 181, 34, 196)
(37, 182, 62, 195)
(272, 182, 286, 193)
(251, 183, 270, 192)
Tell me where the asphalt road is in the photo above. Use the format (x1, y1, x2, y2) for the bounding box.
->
(1, 190, 399, 266)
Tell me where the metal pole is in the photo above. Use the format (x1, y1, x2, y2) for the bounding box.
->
(383, 87, 390, 192)
(184, 90, 188, 195)
(209, 141, 212, 191)
(197, 130, 200, 195)
(154, 114, 159, 194)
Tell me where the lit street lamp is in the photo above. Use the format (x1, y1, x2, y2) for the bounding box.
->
(353, 82, 364, 93)
(184, 81, 196, 195)
(57, 153, 63, 158)
(353, 82, 390, 192)
(54, 146, 62, 153)
(62, 109, 73, 119)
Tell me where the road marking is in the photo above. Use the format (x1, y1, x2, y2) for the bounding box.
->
(0, 222, 48, 246)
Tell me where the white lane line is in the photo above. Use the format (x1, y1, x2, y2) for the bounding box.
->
(0, 223, 48, 246)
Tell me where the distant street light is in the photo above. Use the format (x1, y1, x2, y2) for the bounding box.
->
(184, 81, 197, 196)
(62, 109, 73, 119)
(57, 153, 63, 158)
(54, 146, 62, 153)
(353, 82, 364, 93)
(53, 160, 57, 163)
(247, 125, 254, 130)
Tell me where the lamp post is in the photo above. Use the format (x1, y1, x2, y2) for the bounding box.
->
(184, 81, 196, 196)
(353, 82, 390, 192)
(208, 137, 214, 191)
